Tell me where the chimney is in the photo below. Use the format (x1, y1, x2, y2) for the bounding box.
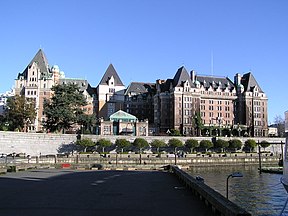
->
(190, 70, 196, 82)
(234, 73, 241, 86)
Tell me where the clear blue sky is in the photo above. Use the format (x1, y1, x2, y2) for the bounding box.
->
(0, 0, 287, 123)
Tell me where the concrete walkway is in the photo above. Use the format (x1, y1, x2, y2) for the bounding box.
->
(0, 169, 214, 216)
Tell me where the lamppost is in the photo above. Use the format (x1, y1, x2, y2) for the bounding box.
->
(237, 124, 242, 137)
(226, 172, 243, 199)
(217, 117, 222, 136)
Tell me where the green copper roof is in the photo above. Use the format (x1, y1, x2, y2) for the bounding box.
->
(109, 110, 137, 122)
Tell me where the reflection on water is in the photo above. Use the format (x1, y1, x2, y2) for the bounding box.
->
(188, 166, 288, 216)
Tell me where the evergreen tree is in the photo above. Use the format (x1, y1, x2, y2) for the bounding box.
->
(44, 83, 87, 132)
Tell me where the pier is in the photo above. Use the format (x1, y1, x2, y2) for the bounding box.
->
(0, 166, 251, 216)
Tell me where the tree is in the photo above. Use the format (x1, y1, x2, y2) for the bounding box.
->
(150, 139, 166, 153)
(5, 95, 36, 131)
(193, 111, 204, 136)
(44, 83, 87, 133)
(274, 115, 285, 137)
(214, 139, 229, 152)
(260, 140, 270, 151)
(77, 113, 96, 134)
(0, 115, 9, 131)
(168, 138, 183, 152)
(115, 139, 131, 153)
(185, 139, 199, 153)
(96, 138, 112, 153)
(133, 138, 149, 153)
(244, 139, 257, 152)
(229, 139, 242, 152)
(199, 140, 213, 152)
(75, 138, 95, 152)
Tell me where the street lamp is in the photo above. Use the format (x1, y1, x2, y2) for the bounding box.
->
(226, 172, 243, 199)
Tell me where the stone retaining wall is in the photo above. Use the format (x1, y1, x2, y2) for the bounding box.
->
(0, 131, 285, 156)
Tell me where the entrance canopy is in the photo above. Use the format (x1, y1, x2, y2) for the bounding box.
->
(109, 110, 137, 122)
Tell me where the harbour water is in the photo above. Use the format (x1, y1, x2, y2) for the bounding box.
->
(188, 165, 288, 216)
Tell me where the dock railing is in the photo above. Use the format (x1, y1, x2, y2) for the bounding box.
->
(170, 165, 251, 216)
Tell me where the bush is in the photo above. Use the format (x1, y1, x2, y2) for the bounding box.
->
(260, 140, 270, 151)
(150, 139, 166, 153)
(199, 140, 213, 152)
(170, 129, 181, 136)
(229, 139, 242, 152)
(115, 139, 131, 152)
(185, 139, 199, 153)
(96, 138, 112, 153)
(168, 138, 183, 149)
(244, 139, 257, 152)
(133, 138, 149, 152)
(214, 139, 229, 152)
(76, 138, 96, 152)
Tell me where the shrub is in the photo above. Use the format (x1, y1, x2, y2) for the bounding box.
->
(133, 138, 149, 153)
(76, 138, 96, 152)
(244, 139, 257, 152)
(185, 139, 199, 153)
(214, 139, 229, 152)
(168, 138, 183, 151)
(199, 140, 213, 152)
(115, 139, 131, 153)
(229, 139, 242, 152)
(150, 139, 166, 153)
(170, 129, 181, 136)
(96, 138, 112, 153)
(260, 140, 270, 151)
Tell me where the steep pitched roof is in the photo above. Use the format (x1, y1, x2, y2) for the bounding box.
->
(196, 75, 235, 90)
(17, 49, 51, 80)
(99, 64, 124, 86)
(172, 66, 193, 87)
(109, 110, 137, 122)
(241, 72, 263, 93)
(124, 82, 155, 95)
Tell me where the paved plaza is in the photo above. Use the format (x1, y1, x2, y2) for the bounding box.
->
(0, 169, 213, 216)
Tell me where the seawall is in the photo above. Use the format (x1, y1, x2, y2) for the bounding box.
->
(0, 131, 285, 156)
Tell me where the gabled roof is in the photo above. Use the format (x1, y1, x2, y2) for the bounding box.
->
(124, 82, 155, 95)
(196, 75, 235, 90)
(109, 110, 137, 122)
(17, 49, 51, 80)
(158, 79, 173, 92)
(99, 64, 124, 86)
(241, 72, 263, 93)
(173, 66, 193, 87)
(86, 83, 97, 96)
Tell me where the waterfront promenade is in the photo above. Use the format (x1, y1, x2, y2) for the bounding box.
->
(0, 169, 214, 216)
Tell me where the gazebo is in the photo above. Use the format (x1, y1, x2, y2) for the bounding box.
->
(97, 110, 148, 136)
